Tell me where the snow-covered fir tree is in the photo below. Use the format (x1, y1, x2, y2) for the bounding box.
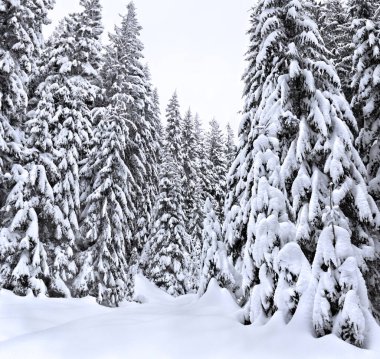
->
(222, 0, 296, 322)
(181, 109, 203, 291)
(198, 198, 235, 296)
(74, 101, 134, 306)
(339, 0, 380, 103)
(193, 114, 211, 202)
(0, 0, 54, 127)
(277, 0, 378, 344)
(0, 163, 60, 296)
(165, 91, 184, 166)
(101, 3, 159, 256)
(225, 123, 236, 170)
(22, 0, 104, 296)
(143, 148, 190, 296)
(312, 186, 371, 347)
(224, 0, 379, 343)
(205, 118, 227, 219)
(240, 121, 295, 324)
(0, 0, 56, 295)
(133, 65, 161, 256)
(0, 0, 53, 208)
(224, 2, 267, 280)
(351, 0, 380, 320)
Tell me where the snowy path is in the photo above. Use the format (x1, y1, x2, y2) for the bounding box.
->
(0, 276, 379, 359)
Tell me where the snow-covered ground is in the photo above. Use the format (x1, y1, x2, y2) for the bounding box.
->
(0, 275, 379, 359)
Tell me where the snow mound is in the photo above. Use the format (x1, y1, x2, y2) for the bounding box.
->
(133, 273, 174, 304)
(199, 278, 240, 313)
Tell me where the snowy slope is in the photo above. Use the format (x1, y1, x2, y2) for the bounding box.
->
(0, 275, 379, 359)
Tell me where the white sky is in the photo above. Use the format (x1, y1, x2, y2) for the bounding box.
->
(44, 0, 254, 135)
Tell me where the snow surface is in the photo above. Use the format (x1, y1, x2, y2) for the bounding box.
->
(0, 275, 379, 359)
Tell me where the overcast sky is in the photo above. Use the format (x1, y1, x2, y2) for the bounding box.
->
(44, 0, 254, 135)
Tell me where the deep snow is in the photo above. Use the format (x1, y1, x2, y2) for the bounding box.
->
(0, 275, 379, 359)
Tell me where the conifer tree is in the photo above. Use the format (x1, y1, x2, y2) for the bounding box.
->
(181, 109, 203, 290)
(133, 65, 161, 255)
(225, 123, 236, 170)
(101, 3, 159, 256)
(0, 0, 54, 207)
(224, 1, 267, 272)
(224, 0, 379, 342)
(143, 148, 190, 296)
(351, 0, 380, 319)
(221, 1, 296, 318)
(0, 0, 54, 127)
(0, 163, 60, 296)
(23, 0, 103, 296)
(276, 0, 377, 344)
(74, 101, 134, 306)
(165, 92, 183, 166)
(344, 0, 379, 106)
(194, 114, 211, 201)
(205, 119, 227, 219)
(198, 198, 235, 296)
(0, 0, 56, 295)
(312, 186, 370, 347)
(240, 128, 294, 324)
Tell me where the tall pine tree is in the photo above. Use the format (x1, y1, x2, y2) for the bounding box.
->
(101, 3, 160, 257)
(74, 101, 134, 306)
(205, 119, 227, 219)
(181, 109, 203, 291)
(22, 1, 104, 297)
(0, 0, 56, 296)
(143, 148, 190, 296)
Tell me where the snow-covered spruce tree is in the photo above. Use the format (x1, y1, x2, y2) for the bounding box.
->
(181, 109, 204, 291)
(25, 1, 103, 296)
(152, 88, 164, 147)
(0, 0, 54, 127)
(165, 91, 184, 166)
(262, 0, 378, 345)
(0, 163, 61, 296)
(351, 3, 380, 320)
(74, 100, 134, 306)
(143, 148, 190, 296)
(317, 0, 351, 79)
(205, 118, 227, 219)
(0, 0, 53, 209)
(337, 0, 380, 103)
(240, 130, 295, 325)
(193, 114, 212, 202)
(310, 0, 356, 103)
(225, 123, 236, 170)
(312, 186, 371, 347)
(132, 65, 161, 256)
(319, 0, 348, 55)
(198, 198, 235, 296)
(226, 2, 297, 321)
(0, 0, 56, 295)
(224, 1, 271, 285)
(224, 0, 379, 337)
(351, 4, 380, 198)
(101, 3, 159, 256)
(309, 0, 348, 56)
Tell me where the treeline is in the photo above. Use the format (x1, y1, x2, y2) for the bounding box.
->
(0, 0, 235, 306)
